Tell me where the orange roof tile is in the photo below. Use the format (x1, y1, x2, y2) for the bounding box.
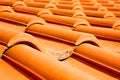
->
(0, 0, 120, 79)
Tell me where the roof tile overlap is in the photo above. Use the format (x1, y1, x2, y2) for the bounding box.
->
(0, 0, 120, 79)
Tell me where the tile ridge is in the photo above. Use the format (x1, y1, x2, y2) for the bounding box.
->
(0, 25, 45, 52)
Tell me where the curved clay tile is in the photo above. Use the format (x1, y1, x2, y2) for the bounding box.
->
(0, 26, 20, 46)
(47, 22, 73, 30)
(8, 2, 120, 27)
(49, 0, 59, 5)
(0, 60, 34, 80)
(65, 57, 119, 79)
(72, 1, 85, 18)
(56, 4, 73, 9)
(26, 22, 101, 46)
(1, 0, 119, 12)
(105, 7, 120, 11)
(84, 10, 106, 18)
(74, 43, 120, 74)
(83, 17, 120, 27)
(72, 1, 81, 7)
(85, 10, 120, 18)
(82, 5, 99, 10)
(49, 8, 119, 19)
(11, 8, 113, 27)
(0, 7, 33, 24)
(112, 21, 120, 30)
(13, 5, 73, 16)
(39, 10, 118, 27)
(82, 5, 120, 11)
(4, 44, 98, 80)
(25, 1, 47, 8)
(24, 6, 119, 19)
(80, 2, 93, 6)
(0, 14, 77, 60)
(83, 10, 116, 18)
(59, 1, 73, 4)
(0, 6, 14, 13)
(74, 25, 120, 41)
(27, 18, 46, 27)
(103, 11, 116, 19)
(12, 3, 40, 14)
(12, 1, 27, 7)
(99, 39, 120, 53)
(97, 6, 108, 12)
(0, 20, 26, 32)
(0, 45, 7, 58)
(50, 8, 74, 16)
(37, 9, 53, 17)
(4, 5, 120, 20)
(0, 26, 44, 52)
(93, 2, 102, 7)
(11, 3, 120, 18)
(38, 12, 119, 28)
(0, 0, 15, 6)
(38, 13, 77, 26)
(45, 3, 58, 9)
(0, 6, 44, 25)
(73, 19, 91, 27)
(72, 5, 84, 11)
(101, 3, 114, 7)
(0, 12, 28, 25)
(21, 1, 64, 9)
(37, 10, 89, 27)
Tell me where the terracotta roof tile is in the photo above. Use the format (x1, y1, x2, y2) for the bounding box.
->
(4, 44, 98, 80)
(0, 0, 120, 79)
(0, 60, 34, 80)
(64, 57, 119, 79)
(74, 43, 120, 74)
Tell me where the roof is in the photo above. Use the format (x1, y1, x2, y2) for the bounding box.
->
(0, 0, 120, 79)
